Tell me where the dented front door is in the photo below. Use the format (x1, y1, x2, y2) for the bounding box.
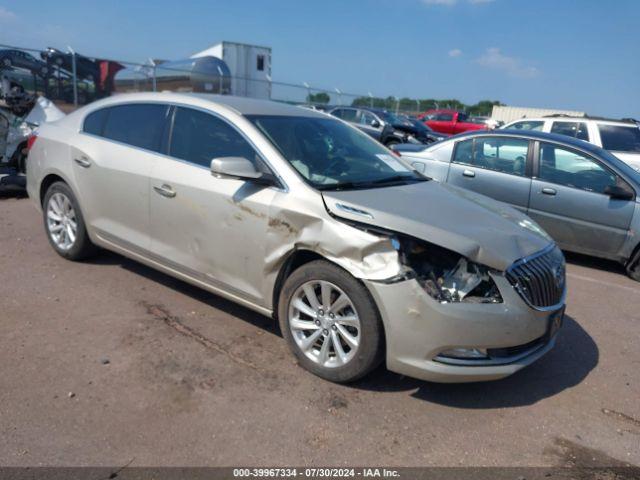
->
(149, 157, 277, 305)
(148, 106, 278, 306)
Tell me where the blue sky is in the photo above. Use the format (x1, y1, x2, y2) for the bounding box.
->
(1, 0, 638, 117)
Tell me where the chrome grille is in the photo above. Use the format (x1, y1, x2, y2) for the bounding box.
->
(506, 245, 566, 309)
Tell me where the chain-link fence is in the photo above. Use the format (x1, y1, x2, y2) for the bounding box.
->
(0, 42, 430, 115)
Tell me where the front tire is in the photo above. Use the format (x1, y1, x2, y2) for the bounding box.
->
(43, 181, 97, 260)
(278, 260, 384, 383)
(626, 251, 640, 282)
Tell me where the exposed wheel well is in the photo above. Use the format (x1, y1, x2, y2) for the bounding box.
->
(39, 174, 65, 206)
(626, 241, 640, 270)
(271, 250, 326, 319)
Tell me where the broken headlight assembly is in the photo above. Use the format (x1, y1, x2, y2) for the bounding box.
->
(392, 236, 503, 304)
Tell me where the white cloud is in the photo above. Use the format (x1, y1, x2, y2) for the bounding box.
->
(476, 47, 539, 78)
(0, 6, 17, 21)
(448, 48, 462, 58)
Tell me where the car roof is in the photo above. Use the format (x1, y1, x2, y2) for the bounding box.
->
(449, 129, 606, 154)
(506, 116, 638, 127)
(86, 92, 327, 118)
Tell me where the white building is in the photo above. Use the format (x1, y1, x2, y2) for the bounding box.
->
(491, 105, 586, 124)
(191, 41, 272, 100)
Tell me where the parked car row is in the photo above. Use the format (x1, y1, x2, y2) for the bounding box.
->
(501, 115, 640, 171)
(394, 129, 640, 281)
(27, 92, 568, 385)
(418, 109, 488, 135)
(328, 106, 447, 146)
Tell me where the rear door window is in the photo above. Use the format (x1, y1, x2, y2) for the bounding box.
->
(473, 137, 529, 176)
(550, 121, 589, 141)
(508, 120, 544, 131)
(359, 111, 377, 126)
(102, 104, 169, 152)
(339, 109, 358, 122)
(598, 124, 640, 152)
(169, 107, 258, 168)
(452, 139, 474, 165)
(452, 137, 528, 176)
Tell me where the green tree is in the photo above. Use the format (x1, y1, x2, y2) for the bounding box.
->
(307, 92, 330, 104)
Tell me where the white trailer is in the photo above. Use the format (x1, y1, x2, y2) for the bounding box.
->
(491, 105, 586, 124)
(191, 41, 271, 99)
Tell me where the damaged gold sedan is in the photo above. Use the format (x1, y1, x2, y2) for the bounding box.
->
(27, 93, 566, 383)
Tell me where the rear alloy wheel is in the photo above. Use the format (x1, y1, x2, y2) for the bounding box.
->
(279, 260, 384, 383)
(47, 192, 77, 251)
(43, 182, 97, 260)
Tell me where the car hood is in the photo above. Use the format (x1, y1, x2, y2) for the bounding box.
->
(322, 181, 552, 271)
(611, 151, 640, 172)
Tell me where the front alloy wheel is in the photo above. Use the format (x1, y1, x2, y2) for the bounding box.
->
(278, 260, 384, 383)
(288, 280, 361, 368)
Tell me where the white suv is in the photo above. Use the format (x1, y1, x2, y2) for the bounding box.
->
(502, 116, 640, 171)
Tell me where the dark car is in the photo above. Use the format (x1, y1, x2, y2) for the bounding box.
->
(394, 129, 640, 281)
(0, 49, 48, 77)
(396, 114, 449, 143)
(40, 47, 99, 81)
(329, 106, 440, 147)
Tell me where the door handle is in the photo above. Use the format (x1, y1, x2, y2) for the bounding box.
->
(74, 157, 91, 168)
(541, 187, 557, 196)
(153, 184, 176, 198)
(462, 169, 476, 178)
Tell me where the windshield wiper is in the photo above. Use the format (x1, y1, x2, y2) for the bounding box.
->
(359, 175, 428, 186)
(316, 175, 427, 191)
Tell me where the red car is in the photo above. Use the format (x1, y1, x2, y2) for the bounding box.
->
(418, 109, 487, 135)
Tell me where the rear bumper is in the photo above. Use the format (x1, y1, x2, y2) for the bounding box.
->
(364, 274, 563, 383)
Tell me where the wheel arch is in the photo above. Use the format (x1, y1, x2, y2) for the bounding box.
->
(625, 240, 640, 278)
(272, 249, 326, 319)
(270, 248, 388, 346)
(39, 173, 68, 207)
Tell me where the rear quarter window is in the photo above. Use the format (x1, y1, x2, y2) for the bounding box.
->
(598, 124, 640, 153)
(83, 109, 109, 136)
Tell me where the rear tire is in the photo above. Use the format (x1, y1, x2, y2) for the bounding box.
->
(278, 260, 384, 383)
(43, 181, 97, 261)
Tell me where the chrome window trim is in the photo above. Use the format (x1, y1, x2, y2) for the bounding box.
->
(78, 100, 289, 193)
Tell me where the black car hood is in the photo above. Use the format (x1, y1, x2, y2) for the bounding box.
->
(322, 181, 552, 271)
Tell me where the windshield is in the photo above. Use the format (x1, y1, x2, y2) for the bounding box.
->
(376, 110, 402, 125)
(247, 115, 425, 190)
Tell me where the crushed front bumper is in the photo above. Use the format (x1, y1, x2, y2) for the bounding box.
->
(364, 274, 564, 383)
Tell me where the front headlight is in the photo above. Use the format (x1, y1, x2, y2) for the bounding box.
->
(393, 236, 502, 304)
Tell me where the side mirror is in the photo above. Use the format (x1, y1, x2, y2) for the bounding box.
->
(210, 156, 277, 186)
(604, 184, 634, 200)
(370, 119, 381, 128)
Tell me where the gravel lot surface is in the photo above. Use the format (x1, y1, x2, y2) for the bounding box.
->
(1, 193, 638, 467)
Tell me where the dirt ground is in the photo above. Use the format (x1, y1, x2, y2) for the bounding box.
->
(1, 192, 639, 467)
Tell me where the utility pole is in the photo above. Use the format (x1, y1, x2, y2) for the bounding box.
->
(67, 46, 78, 106)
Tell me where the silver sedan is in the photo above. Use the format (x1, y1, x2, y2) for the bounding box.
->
(27, 92, 565, 383)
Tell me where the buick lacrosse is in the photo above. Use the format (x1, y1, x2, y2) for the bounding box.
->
(27, 93, 566, 383)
